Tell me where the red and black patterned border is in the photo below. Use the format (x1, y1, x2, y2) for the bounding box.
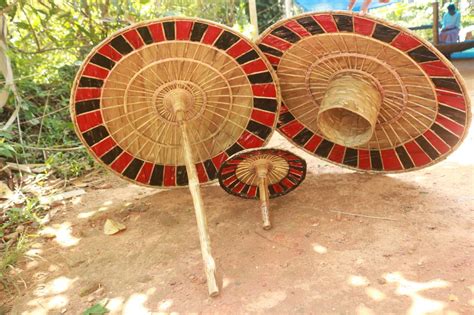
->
(257, 12, 470, 173)
(71, 17, 280, 187)
(218, 148, 307, 200)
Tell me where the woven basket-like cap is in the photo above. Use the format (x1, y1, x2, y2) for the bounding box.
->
(257, 11, 471, 173)
(71, 17, 280, 187)
(218, 148, 306, 199)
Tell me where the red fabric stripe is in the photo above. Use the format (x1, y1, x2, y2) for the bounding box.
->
(123, 29, 144, 49)
(353, 16, 375, 36)
(163, 165, 176, 186)
(280, 120, 304, 138)
(91, 137, 116, 157)
(98, 44, 122, 62)
(111, 151, 133, 173)
(435, 115, 464, 136)
(248, 185, 257, 198)
(436, 89, 465, 110)
(76, 111, 103, 132)
(136, 162, 154, 184)
(75, 88, 101, 102)
(358, 150, 371, 170)
(252, 84, 277, 98)
(237, 130, 264, 148)
(176, 21, 193, 40)
(264, 54, 280, 66)
(212, 152, 228, 170)
(242, 59, 268, 74)
(251, 109, 276, 126)
(223, 175, 238, 187)
(261, 34, 292, 51)
(148, 23, 165, 42)
(289, 168, 303, 177)
(391, 33, 421, 51)
(281, 177, 295, 189)
(226, 39, 252, 58)
(220, 165, 236, 175)
(83, 64, 109, 79)
(313, 14, 337, 32)
(404, 141, 431, 167)
(423, 130, 450, 154)
(304, 134, 322, 152)
(232, 182, 245, 194)
(285, 20, 310, 37)
(328, 144, 345, 163)
(381, 149, 403, 171)
(195, 162, 209, 183)
(271, 184, 283, 194)
(420, 60, 453, 77)
(202, 25, 222, 45)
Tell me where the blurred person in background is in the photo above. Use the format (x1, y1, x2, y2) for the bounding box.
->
(348, 0, 390, 15)
(440, 4, 461, 43)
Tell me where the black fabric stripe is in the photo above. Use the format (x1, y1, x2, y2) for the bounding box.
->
(431, 78, 462, 93)
(395, 146, 414, 169)
(240, 184, 251, 195)
(137, 26, 153, 45)
(190, 22, 208, 42)
(246, 120, 272, 140)
(214, 31, 240, 50)
(372, 24, 399, 43)
(270, 26, 300, 43)
(267, 185, 276, 196)
(334, 14, 353, 32)
(415, 136, 440, 160)
(227, 178, 240, 190)
(150, 165, 164, 186)
(226, 143, 244, 156)
(163, 21, 175, 40)
(82, 125, 109, 146)
(293, 128, 313, 146)
(219, 169, 235, 180)
(408, 46, 439, 63)
(280, 178, 293, 189)
(296, 16, 324, 35)
(315, 139, 333, 157)
(237, 50, 259, 64)
(204, 159, 217, 180)
(438, 104, 466, 125)
(79, 77, 103, 88)
(431, 123, 459, 147)
(100, 146, 123, 165)
(370, 150, 383, 171)
(90, 53, 115, 70)
(110, 35, 133, 55)
(343, 148, 358, 167)
(258, 44, 283, 57)
(248, 72, 273, 84)
(123, 159, 144, 180)
(254, 98, 278, 112)
(176, 166, 188, 186)
(279, 111, 295, 125)
(75, 99, 100, 115)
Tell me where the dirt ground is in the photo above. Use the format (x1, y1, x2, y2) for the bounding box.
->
(3, 60, 474, 314)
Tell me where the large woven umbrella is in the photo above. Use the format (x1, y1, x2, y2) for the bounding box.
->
(70, 17, 280, 296)
(218, 148, 306, 230)
(257, 11, 470, 172)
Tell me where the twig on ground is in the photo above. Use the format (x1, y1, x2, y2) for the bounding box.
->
(330, 210, 398, 221)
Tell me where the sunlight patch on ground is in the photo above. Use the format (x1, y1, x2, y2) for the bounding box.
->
(222, 276, 233, 288)
(365, 287, 385, 301)
(158, 299, 173, 311)
(356, 303, 376, 315)
(384, 272, 450, 315)
(39, 222, 80, 247)
(348, 275, 370, 287)
(312, 243, 328, 254)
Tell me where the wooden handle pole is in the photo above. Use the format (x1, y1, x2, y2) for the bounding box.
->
(172, 90, 219, 297)
(433, 2, 439, 45)
(256, 163, 271, 230)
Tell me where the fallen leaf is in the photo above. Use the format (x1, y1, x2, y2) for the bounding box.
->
(103, 219, 126, 235)
(0, 181, 13, 199)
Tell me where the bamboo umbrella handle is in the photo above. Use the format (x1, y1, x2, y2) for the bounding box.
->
(258, 176, 271, 230)
(173, 91, 219, 297)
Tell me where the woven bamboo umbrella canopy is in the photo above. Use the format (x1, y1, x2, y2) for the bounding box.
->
(70, 17, 280, 296)
(257, 11, 471, 172)
(218, 148, 306, 230)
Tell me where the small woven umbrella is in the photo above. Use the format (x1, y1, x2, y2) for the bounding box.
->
(218, 148, 306, 230)
(70, 17, 280, 296)
(257, 11, 471, 172)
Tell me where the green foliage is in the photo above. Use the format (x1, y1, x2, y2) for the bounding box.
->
(82, 302, 109, 315)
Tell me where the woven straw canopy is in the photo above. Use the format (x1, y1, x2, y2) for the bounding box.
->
(218, 148, 306, 199)
(257, 11, 471, 173)
(71, 17, 280, 187)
